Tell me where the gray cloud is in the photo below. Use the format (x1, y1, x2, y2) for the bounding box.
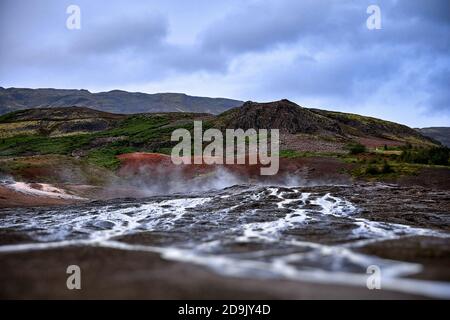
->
(425, 67, 450, 113)
(195, 0, 450, 120)
(199, 0, 356, 55)
(72, 12, 169, 54)
(0, 0, 448, 126)
(392, 0, 450, 24)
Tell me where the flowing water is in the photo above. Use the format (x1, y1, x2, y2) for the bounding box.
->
(1, 183, 449, 298)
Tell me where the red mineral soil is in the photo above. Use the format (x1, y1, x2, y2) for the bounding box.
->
(117, 152, 450, 190)
(117, 152, 215, 178)
(116, 152, 354, 184)
(356, 136, 405, 148)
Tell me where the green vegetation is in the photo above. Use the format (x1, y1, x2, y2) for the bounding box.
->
(346, 143, 366, 155)
(0, 103, 447, 187)
(347, 146, 450, 180)
(85, 146, 136, 170)
(0, 110, 22, 123)
(0, 154, 118, 185)
(0, 113, 223, 172)
(362, 160, 393, 175)
(351, 160, 419, 179)
(0, 115, 178, 168)
(0, 134, 94, 155)
(400, 146, 449, 166)
(279, 149, 343, 158)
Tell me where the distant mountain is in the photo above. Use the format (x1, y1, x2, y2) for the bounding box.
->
(417, 127, 450, 147)
(0, 87, 243, 115)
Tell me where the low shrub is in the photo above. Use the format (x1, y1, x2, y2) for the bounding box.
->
(364, 165, 379, 175)
(400, 146, 449, 166)
(381, 160, 393, 173)
(347, 143, 366, 155)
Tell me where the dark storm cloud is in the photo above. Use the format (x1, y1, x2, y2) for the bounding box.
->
(261, 46, 401, 99)
(199, 0, 358, 54)
(425, 68, 450, 113)
(0, 0, 226, 86)
(199, 0, 449, 54)
(195, 0, 450, 117)
(393, 0, 450, 23)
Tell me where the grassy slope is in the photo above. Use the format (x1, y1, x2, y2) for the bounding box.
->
(309, 109, 436, 146)
(0, 154, 117, 185)
(0, 112, 211, 174)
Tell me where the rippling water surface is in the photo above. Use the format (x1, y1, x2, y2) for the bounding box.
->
(1, 184, 449, 298)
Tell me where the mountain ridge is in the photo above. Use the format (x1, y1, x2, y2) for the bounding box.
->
(0, 87, 243, 115)
(416, 127, 450, 147)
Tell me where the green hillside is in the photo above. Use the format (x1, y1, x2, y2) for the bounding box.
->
(0, 101, 447, 184)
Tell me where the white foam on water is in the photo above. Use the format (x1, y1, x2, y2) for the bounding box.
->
(0, 197, 212, 244)
(0, 185, 449, 298)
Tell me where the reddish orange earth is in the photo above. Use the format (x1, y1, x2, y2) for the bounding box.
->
(116, 152, 354, 183)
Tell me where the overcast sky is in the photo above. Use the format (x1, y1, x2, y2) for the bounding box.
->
(0, 0, 449, 127)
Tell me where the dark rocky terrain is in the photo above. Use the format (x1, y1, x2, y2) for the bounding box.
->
(216, 100, 435, 145)
(217, 100, 341, 134)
